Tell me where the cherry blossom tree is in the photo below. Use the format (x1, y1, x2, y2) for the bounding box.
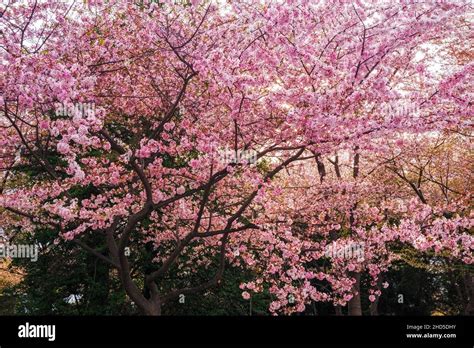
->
(0, 0, 472, 315)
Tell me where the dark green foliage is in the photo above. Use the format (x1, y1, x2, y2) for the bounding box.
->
(377, 260, 466, 315)
(162, 265, 271, 316)
(8, 230, 135, 315)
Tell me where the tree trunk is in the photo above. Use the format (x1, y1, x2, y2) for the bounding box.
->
(348, 273, 362, 316)
(464, 273, 474, 315)
(143, 302, 162, 316)
(370, 277, 382, 316)
(348, 148, 362, 316)
(369, 300, 378, 316)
